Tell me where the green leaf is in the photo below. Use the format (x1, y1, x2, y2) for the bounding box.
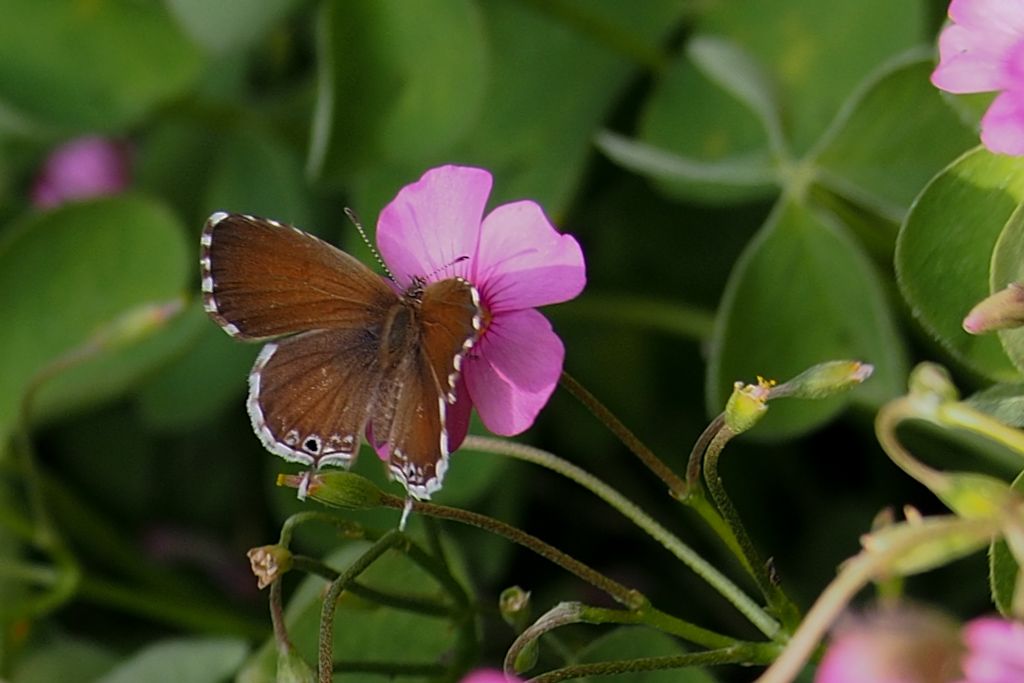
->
(0, 0, 202, 132)
(687, 35, 785, 152)
(134, 305, 257, 432)
(31, 295, 197, 427)
(631, 42, 778, 203)
(454, 0, 686, 215)
(708, 197, 905, 438)
(308, 0, 488, 181)
(966, 383, 1024, 428)
(0, 196, 190, 448)
(990, 469, 1024, 616)
(165, 0, 300, 54)
(238, 544, 465, 683)
(12, 636, 117, 683)
(813, 51, 977, 221)
(576, 627, 717, 683)
(991, 204, 1024, 373)
(896, 148, 1024, 382)
(699, 0, 925, 153)
(595, 132, 778, 197)
(205, 128, 312, 227)
(97, 637, 247, 683)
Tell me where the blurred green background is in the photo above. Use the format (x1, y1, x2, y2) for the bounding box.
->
(0, 0, 1006, 681)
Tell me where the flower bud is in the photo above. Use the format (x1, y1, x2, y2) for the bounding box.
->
(769, 360, 873, 400)
(276, 645, 315, 683)
(277, 471, 384, 510)
(247, 545, 292, 590)
(92, 297, 184, 351)
(937, 472, 1013, 520)
(963, 283, 1024, 334)
(860, 517, 992, 577)
(815, 606, 962, 683)
(723, 378, 771, 434)
(32, 136, 132, 208)
(908, 363, 960, 404)
(960, 617, 1024, 683)
(499, 586, 532, 633)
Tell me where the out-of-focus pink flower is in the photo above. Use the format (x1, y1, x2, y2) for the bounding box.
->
(959, 617, 1024, 683)
(375, 164, 586, 447)
(32, 136, 132, 208)
(460, 669, 523, 683)
(931, 0, 1024, 154)
(815, 608, 963, 683)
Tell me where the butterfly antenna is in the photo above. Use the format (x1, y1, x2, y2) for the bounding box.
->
(427, 255, 470, 281)
(344, 207, 396, 282)
(399, 496, 414, 531)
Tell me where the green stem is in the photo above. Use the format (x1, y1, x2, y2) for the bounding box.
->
(558, 371, 687, 496)
(685, 414, 725, 490)
(283, 514, 476, 677)
(875, 398, 954, 495)
(580, 605, 735, 648)
(319, 531, 405, 683)
(279, 511, 363, 548)
(383, 494, 644, 611)
(938, 402, 1024, 459)
(292, 553, 460, 617)
(464, 435, 778, 638)
(269, 579, 290, 652)
(529, 645, 779, 683)
(332, 661, 448, 677)
(755, 516, 996, 683)
(703, 430, 801, 632)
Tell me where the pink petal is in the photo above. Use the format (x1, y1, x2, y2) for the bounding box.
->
(473, 201, 586, 312)
(446, 379, 472, 452)
(950, 0, 1024, 35)
(933, 24, 1015, 93)
(376, 165, 492, 288)
(960, 618, 1024, 683)
(981, 90, 1024, 154)
(464, 309, 564, 436)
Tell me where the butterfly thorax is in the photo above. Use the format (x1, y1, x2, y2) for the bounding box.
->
(403, 275, 428, 302)
(379, 299, 421, 371)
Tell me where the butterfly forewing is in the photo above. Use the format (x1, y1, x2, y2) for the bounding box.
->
(418, 278, 482, 402)
(248, 327, 386, 469)
(201, 212, 396, 340)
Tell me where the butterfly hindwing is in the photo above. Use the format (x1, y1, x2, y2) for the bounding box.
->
(248, 327, 386, 469)
(374, 278, 481, 498)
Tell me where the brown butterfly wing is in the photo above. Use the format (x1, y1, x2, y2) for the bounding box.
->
(248, 327, 386, 469)
(200, 212, 396, 340)
(418, 278, 482, 402)
(376, 278, 481, 498)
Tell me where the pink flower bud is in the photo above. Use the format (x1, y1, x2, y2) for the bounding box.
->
(32, 136, 131, 208)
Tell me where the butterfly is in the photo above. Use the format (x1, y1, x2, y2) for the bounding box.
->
(199, 211, 482, 499)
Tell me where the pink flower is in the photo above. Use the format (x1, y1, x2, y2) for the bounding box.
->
(815, 608, 963, 683)
(931, 0, 1024, 154)
(959, 617, 1024, 683)
(460, 669, 523, 683)
(376, 165, 586, 447)
(32, 136, 131, 208)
